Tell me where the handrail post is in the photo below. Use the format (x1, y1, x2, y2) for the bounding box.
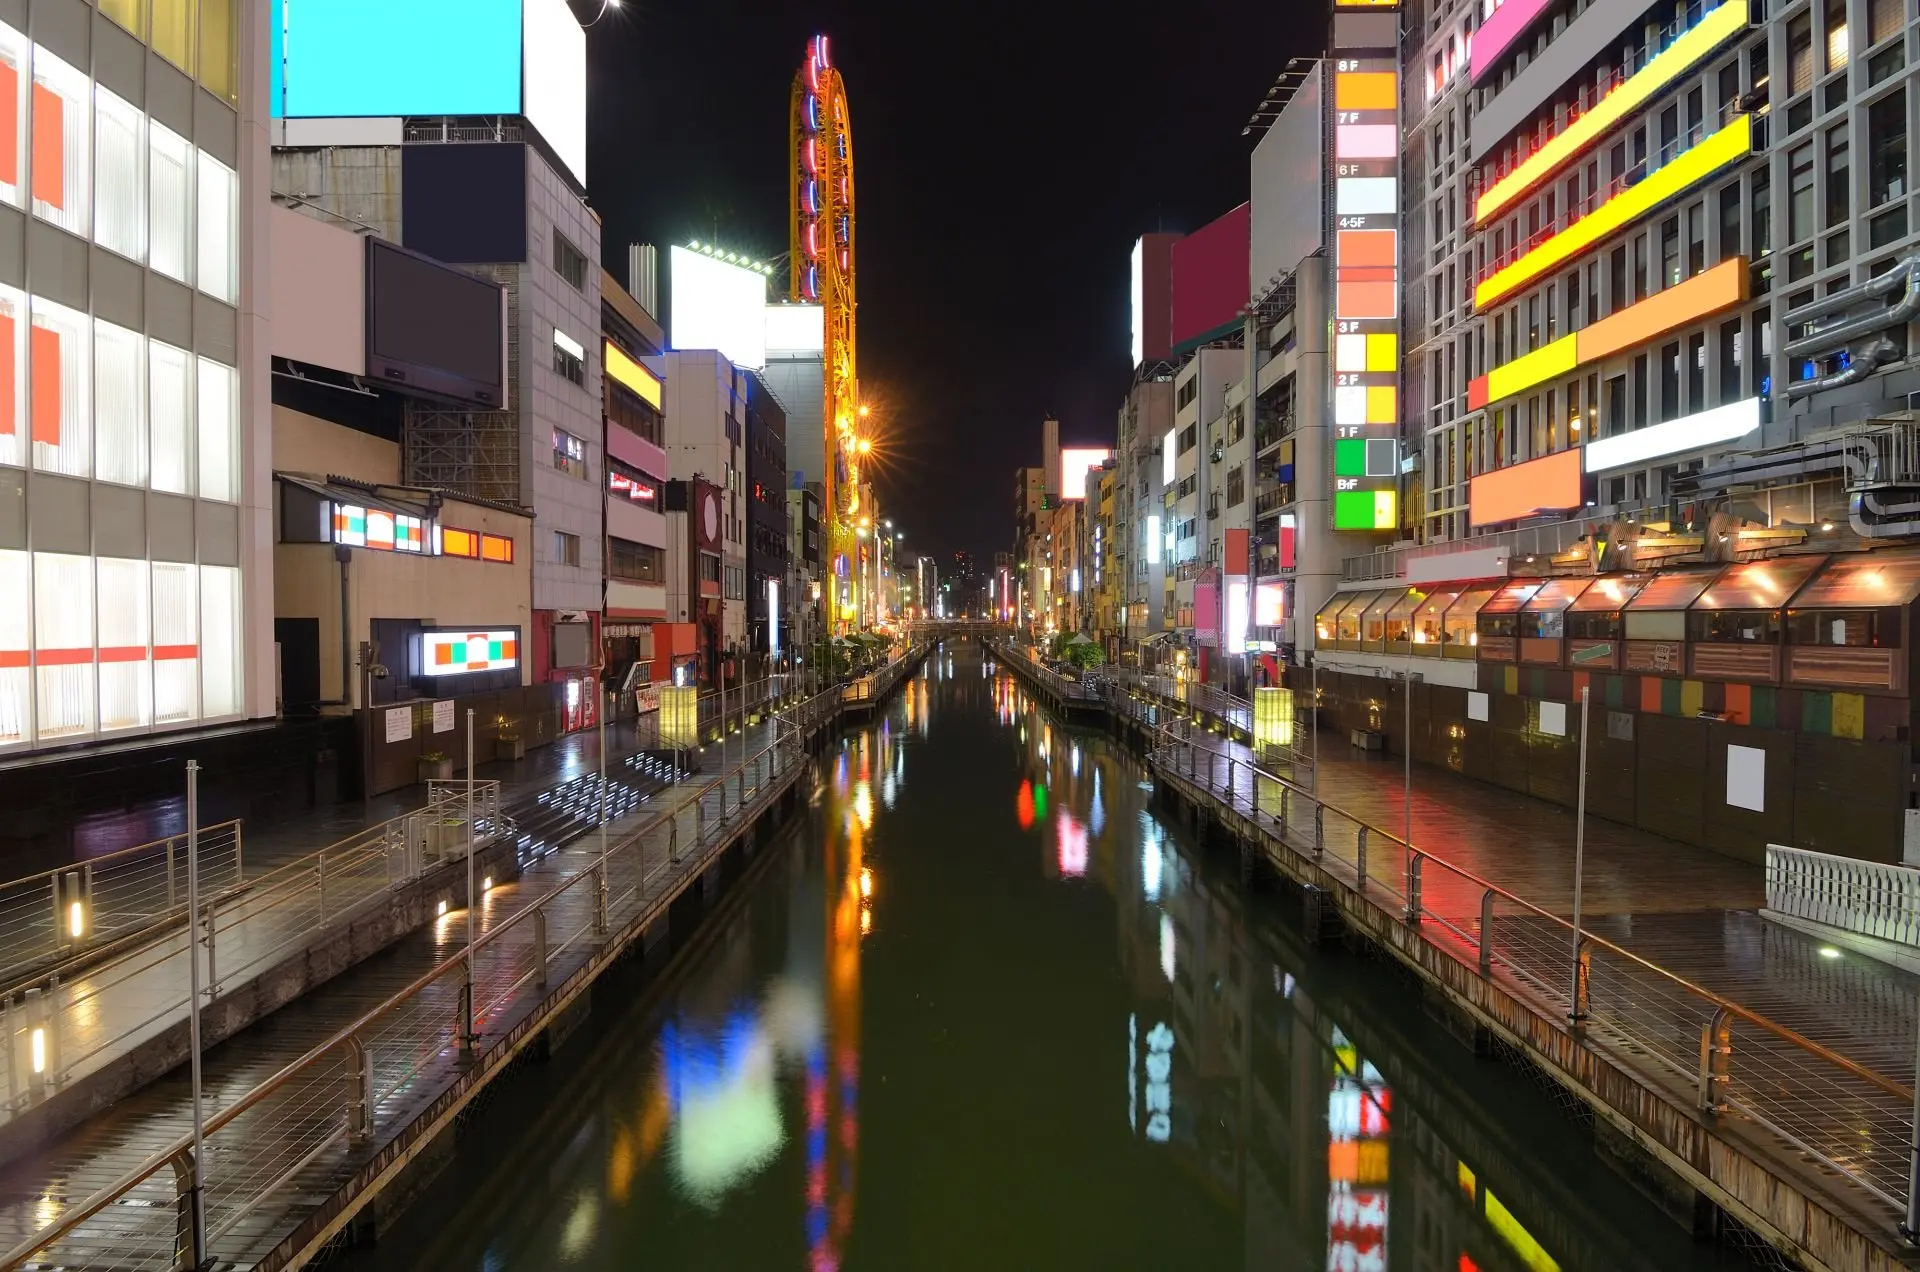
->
(1698, 1007, 1731, 1115)
(316, 852, 328, 926)
(1479, 889, 1496, 976)
(533, 904, 549, 988)
(1313, 804, 1324, 855)
(170, 1149, 205, 1272)
(78, 863, 93, 943)
(1570, 939, 1591, 1026)
(1356, 826, 1368, 892)
(49, 876, 63, 952)
(1405, 853, 1423, 924)
(345, 1034, 373, 1143)
(593, 864, 608, 937)
(167, 836, 178, 910)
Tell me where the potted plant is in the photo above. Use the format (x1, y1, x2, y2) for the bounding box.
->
(494, 715, 525, 761)
(418, 749, 453, 783)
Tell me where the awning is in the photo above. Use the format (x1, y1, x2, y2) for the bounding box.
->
(1790, 550, 1920, 609)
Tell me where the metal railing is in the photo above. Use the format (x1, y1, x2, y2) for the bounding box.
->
(1143, 714, 1916, 1221)
(1766, 843, 1920, 949)
(0, 824, 244, 981)
(0, 695, 847, 1272)
(0, 781, 501, 1126)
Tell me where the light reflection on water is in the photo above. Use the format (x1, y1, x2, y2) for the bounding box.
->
(339, 645, 1753, 1272)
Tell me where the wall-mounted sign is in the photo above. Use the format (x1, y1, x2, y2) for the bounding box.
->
(1329, 19, 1402, 533)
(1468, 448, 1585, 526)
(384, 706, 412, 743)
(422, 630, 519, 676)
(432, 699, 455, 733)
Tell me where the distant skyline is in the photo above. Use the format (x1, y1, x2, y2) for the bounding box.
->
(581, 0, 1320, 561)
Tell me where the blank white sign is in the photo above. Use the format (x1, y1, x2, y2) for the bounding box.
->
(1539, 701, 1567, 736)
(1467, 691, 1489, 722)
(1727, 744, 1766, 812)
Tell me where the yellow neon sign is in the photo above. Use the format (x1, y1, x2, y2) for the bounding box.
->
(604, 340, 662, 409)
(1476, 117, 1750, 310)
(1476, 0, 1749, 225)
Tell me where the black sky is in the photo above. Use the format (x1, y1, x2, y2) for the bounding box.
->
(581, 0, 1320, 563)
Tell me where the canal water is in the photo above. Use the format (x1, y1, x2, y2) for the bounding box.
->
(341, 641, 1753, 1272)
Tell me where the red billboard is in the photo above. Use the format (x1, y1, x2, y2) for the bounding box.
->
(1171, 204, 1250, 351)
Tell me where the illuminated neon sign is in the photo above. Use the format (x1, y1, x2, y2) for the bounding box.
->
(421, 630, 518, 675)
(1468, 259, 1747, 409)
(1582, 397, 1760, 471)
(1329, 23, 1402, 534)
(1477, 117, 1750, 309)
(1475, 0, 1749, 224)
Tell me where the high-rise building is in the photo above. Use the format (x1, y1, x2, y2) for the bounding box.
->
(0, 0, 267, 757)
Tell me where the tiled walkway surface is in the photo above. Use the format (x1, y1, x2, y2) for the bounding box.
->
(0, 723, 796, 1267)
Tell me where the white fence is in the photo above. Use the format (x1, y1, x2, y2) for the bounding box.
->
(1764, 842, 1920, 949)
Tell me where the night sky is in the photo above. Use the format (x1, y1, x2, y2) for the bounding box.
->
(580, 0, 1321, 562)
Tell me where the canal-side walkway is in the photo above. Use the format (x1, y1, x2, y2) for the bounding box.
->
(991, 640, 1920, 1270)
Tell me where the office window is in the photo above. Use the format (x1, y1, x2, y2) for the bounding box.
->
(31, 45, 88, 237)
(608, 458, 660, 504)
(1825, 0, 1849, 74)
(1226, 465, 1245, 507)
(553, 229, 587, 290)
(1719, 317, 1742, 404)
(152, 560, 197, 724)
(1826, 125, 1850, 229)
(1719, 182, 1741, 263)
(33, 551, 92, 738)
(1871, 89, 1908, 207)
(1661, 341, 1681, 422)
(481, 533, 514, 563)
(199, 0, 235, 103)
(0, 287, 19, 470)
(1789, 15, 1814, 94)
(1788, 143, 1815, 243)
(552, 427, 587, 479)
(196, 151, 236, 302)
(199, 564, 239, 718)
(100, 0, 145, 35)
(152, 0, 193, 74)
(93, 86, 143, 261)
(0, 550, 24, 745)
(97, 555, 150, 732)
(1870, 0, 1904, 45)
(552, 328, 585, 386)
(1661, 215, 1680, 288)
(554, 530, 581, 567)
(149, 123, 189, 282)
(149, 339, 191, 494)
(95, 320, 145, 487)
(196, 356, 235, 501)
(609, 537, 664, 582)
(441, 527, 480, 558)
(30, 297, 88, 478)
(1688, 333, 1706, 410)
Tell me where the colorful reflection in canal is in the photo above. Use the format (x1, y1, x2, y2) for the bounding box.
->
(340, 643, 1752, 1272)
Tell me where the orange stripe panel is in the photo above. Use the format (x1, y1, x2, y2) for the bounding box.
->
(0, 650, 24, 669)
(30, 83, 61, 211)
(1337, 280, 1397, 320)
(1579, 258, 1748, 361)
(0, 63, 17, 188)
(154, 644, 198, 661)
(1639, 676, 1663, 713)
(1723, 681, 1750, 725)
(30, 323, 59, 447)
(1335, 71, 1397, 111)
(1338, 229, 1398, 268)
(97, 646, 146, 663)
(36, 647, 91, 666)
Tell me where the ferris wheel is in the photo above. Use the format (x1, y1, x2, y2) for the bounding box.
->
(790, 34, 860, 524)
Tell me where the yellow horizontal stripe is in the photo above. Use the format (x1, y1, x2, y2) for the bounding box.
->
(1486, 335, 1578, 401)
(1476, 0, 1749, 225)
(604, 340, 661, 409)
(1476, 117, 1750, 310)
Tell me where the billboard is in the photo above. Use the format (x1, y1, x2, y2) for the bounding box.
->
(1171, 204, 1250, 352)
(366, 240, 507, 408)
(1130, 234, 1177, 366)
(765, 303, 825, 355)
(1058, 448, 1113, 501)
(671, 247, 770, 370)
(1250, 64, 1324, 294)
(269, 0, 586, 183)
(1328, 18, 1402, 534)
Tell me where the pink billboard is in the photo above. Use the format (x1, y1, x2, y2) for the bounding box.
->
(1171, 204, 1250, 351)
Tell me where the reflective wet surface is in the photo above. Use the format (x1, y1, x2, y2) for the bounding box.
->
(340, 642, 1753, 1271)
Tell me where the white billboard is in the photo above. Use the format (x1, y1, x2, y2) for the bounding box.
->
(1130, 238, 1146, 367)
(523, 0, 586, 184)
(671, 247, 769, 370)
(765, 303, 824, 355)
(1250, 63, 1324, 295)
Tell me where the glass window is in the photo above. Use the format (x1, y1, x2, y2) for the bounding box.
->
(199, 0, 235, 104)
(1695, 556, 1826, 610)
(1687, 608, 1783, 643)
(552, 427, 587, 478)
(1518, 577, 1593, 638)
(1566, 574, 1649, 639)
(0, 24, 25, 211)
(31, 44, 89, 238)
(99, 0, 145, 37)
(95, 320, 145, 487)
(1871, 90, 1908, 207)
(1477, 579, 1543, 639)
(149, 338, 192, 494)
(441, 527, 480, 558)
(33, 550, 93, 739)
(0, 549, 25, 746)
(149, 123, 190, 282)
(480, 533, 514, 563)
(96, 555, 150, 731)
(553, 530, 581, 567)
(1826, 124, 1850, 229)
(196, 356, 235, 501)
(94, 85, 143, 261)
(0, 286, 21, 470)
(152, 0, 193, 75)
(1383, 587, 1426, 644)
(1443, 585, 1497, 650)
(1408, 587, 1458, 650)
(1792, 552, 1920, 607)
(195, 151, 236, 302)
(1788, 143, 1815, 243)
(151, 560, 197, 724)
(1623, 568, 1720, 640)
(30, 296, 89, 478)
(1787, 606, 1902, 646)
(199, 565, 240, 718)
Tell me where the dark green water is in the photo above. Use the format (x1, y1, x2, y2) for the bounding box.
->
(341, 641, 1753, 1272)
